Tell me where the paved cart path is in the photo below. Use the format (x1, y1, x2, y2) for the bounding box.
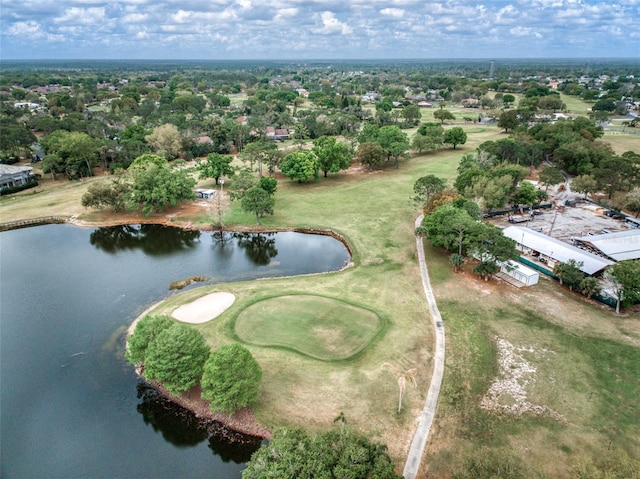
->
(403, 216, 446, 479)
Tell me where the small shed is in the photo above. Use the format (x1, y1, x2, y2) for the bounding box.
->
(195, 188, 216, 199)
(500, 260, 539, 286)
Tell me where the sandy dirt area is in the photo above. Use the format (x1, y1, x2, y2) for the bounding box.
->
(171, 292, 236, 324)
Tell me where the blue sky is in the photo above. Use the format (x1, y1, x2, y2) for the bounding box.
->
(1, 0, 639, 60)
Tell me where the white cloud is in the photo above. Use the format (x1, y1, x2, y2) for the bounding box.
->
(380, 7, 405, 18)
(54, 7, 106, 25)
(0, 0, 638, 58)
(510, 26, 533, 36)
(313, 11, 353, 35)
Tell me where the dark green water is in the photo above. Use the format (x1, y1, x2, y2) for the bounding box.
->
(0, 224, 350, 479)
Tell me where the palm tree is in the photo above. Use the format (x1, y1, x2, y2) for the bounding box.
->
(381, 363, 417, 414)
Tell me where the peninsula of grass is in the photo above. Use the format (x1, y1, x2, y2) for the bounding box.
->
(234, 294, 384, 361)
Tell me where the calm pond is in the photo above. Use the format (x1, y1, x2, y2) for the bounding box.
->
(0, 224, 350, 479)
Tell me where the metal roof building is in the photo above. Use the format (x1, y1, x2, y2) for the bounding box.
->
(503, 226, 613, 275)
(574, 229, 640, 262)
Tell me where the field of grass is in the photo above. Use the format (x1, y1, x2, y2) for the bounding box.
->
(559, 93, 593, 115)
(422, 242, 639, 478)
(602, 131, 640, 155)
(2, 120, 638, 477)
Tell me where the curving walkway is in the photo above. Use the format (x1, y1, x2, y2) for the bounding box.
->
(403, 215, 446, 479)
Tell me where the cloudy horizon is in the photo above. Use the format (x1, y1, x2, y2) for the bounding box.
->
(1, 0, 639, 60)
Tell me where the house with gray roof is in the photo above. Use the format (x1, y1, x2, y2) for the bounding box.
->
(0, 164, 34, 191)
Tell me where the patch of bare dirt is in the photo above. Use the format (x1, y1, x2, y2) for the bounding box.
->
(480, 338, 564, 422)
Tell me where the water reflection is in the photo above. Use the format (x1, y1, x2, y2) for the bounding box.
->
(90, 225, 201, 255)
(232, 232, 278, 266)
(136, 383, 208, 447)
(136, 383, 262, 462)
(208, 427, 264, 464)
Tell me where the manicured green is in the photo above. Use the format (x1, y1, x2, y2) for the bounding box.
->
(234, 295, 383, 361)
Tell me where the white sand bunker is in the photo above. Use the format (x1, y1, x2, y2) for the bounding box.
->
(172, 292, 236, 324)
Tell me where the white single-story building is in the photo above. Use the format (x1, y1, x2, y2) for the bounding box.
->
(502, 226, 613, 276)
(574, 229, 640, 261)
(0, 164, 34, 190)
(195, 188, 216, 199)
(499, 260, 540, 286)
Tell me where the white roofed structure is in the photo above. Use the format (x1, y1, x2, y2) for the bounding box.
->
(503, 226, 613, 276)
(574, 229, 640, 262)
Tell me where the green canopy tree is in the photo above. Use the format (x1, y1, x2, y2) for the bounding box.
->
(434, 109, 455, 124)
(411, 123, 445, 153)
(570, 174, 598, 199)
(418, 204, 476, 255)
(312, 136, 351, 177)
(81, 171, 131, 212)
(128, 162, 196, 217)
(0, 118, 36, 159)
(196, 152, 234, 185)
(538, 166, 565, 191)
(443, 127, 467, 150)
(623, 187, 640, 218)
(465, 221, 518, 280)
(413, 174, 446, 206)
(241, 186, 275, 224)
(257, 176, 277, 196)
(552, 259, 585, 291)
(238, 140, 280, 175)
(40, 130, 101, 178)
(201, 343, 262, 414)
(515, 180, 538, 207)
(128, 153, 168, 171)
(497, 110, 519, 132)
(228, 169, 257, 201)
(145, 124, 182, 160)
(465, 174, 513, 212)
(356, 142, 386, 171)
(126, 315, 175, 365)
(280, 150, 319, 183)
(143, 323, 210, 395)
(242, 427, 401, 479)
(377, 125, 409, 168)
(606, 260, 640, 314)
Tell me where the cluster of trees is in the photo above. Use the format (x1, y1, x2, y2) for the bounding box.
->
(549, 257, 640, 314)
(452, 152, 544, 213)
(81, 154, 195, 217)
(242, 424, 402, 479)
(277, 135, 352, 183)
(446, 115, 639, 214)
(416, 198, 518, 280)
(127, 314, 262, 414)
(411, 122, 468, 153)
(356, 124, 409, 170)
